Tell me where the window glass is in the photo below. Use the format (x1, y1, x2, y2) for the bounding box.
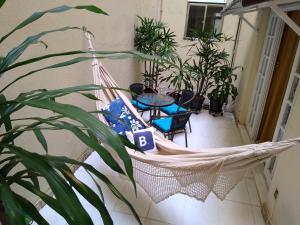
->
(186, 5, 206, 36)
(205, 6, 223, 31)
(185, 3, 224, 37)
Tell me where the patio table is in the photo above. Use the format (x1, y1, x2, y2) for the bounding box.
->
(136, 93, 175, 122)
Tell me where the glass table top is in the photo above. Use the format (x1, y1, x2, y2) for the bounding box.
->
(136, 93, 175, 107)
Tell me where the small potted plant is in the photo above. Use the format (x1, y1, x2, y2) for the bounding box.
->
(160, 55, 193, 103)
(186, 29, 230, 112)
(208, 65, 238, 116)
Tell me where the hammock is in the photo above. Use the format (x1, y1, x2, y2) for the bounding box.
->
(86, 34, 300, 203)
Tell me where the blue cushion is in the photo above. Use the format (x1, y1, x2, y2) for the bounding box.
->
(152, 117, 172, 133)
(103, 98, 145, 135)
(160, 103, 187, 115)
(131, 100, 150, 110)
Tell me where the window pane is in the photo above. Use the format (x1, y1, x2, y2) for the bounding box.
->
(186, 5, 206, 36)
(205, 6, 223, 31)
(281, 104, 291, 128)
(288, 76, 299, 102)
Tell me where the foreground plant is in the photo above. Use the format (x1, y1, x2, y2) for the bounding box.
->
(0, 2, 143, 225)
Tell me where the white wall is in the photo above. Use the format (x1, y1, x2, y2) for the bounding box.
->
(0, 0, 143, 203)
(233, 9, 270, 124)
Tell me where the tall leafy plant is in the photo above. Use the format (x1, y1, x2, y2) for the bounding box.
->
(208, 65, 239, 104)
(0, 3, 144, 225)
(160, 55, 193, 92)
(134, 16, 176, 90)
(187, 29, 230, 109)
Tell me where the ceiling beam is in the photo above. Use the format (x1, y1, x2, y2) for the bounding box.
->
(270, 3, 300, 37)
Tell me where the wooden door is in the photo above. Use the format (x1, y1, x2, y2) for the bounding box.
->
(257, 11, 300, 142)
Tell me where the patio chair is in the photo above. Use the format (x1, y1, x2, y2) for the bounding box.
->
(129, 83, 151, 116)
(160, 89, 194, 132)
(152, 111, 192, 147)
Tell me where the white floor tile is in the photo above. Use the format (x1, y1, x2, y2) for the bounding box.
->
(225, 179, 251, 204)
(219, 200, 255, 225)
(110, 211, 145, 225)
(246, 179, 261, 206)
(252, 206, 266, 225)
(144, 219, 173, 225)
(183, 194, 220, 225)
(114, 182, 152, 217)
(147, 194, 187, 225)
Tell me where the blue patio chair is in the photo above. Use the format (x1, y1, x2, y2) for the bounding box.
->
(160, 89, 194, 132)
(129, 83, 151, 116)
(152, 111, 192, 147)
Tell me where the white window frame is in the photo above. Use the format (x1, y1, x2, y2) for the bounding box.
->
(184, 2, 225, 38)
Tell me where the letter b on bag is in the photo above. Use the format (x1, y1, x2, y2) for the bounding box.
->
(134, 130, 155, 151)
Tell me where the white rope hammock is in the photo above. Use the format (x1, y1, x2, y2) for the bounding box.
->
(85, 33, 300, 203)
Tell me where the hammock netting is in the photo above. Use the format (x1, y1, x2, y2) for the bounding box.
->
(86, 34, 300, 203)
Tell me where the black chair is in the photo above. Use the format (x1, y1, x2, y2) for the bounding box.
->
(129, 83, 153, 116)
(160, 89, 194, 132)
(152, 112, 192, 147)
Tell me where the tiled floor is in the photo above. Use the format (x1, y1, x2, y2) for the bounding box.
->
(34, 110, 266, 225)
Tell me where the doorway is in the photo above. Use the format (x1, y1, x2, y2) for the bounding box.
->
(257, 11, 300, 142)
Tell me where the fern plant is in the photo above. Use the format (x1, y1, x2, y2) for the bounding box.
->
(0, 2, 144, 225)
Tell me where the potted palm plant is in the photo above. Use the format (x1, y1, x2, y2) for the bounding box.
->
(134, 16, 177, 90)
(208, 65, 238, 115)
(0, 2, 145, 225)
(187, 29, 230, 112)
(160, 55, 193, 103)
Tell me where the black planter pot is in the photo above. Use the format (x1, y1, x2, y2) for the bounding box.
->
(209, 99, 224, 114)
(191, 95, 205, 112)
(168, 92, 181, 104)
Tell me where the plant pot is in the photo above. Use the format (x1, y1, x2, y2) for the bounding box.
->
(168, 92, 181, 104)
(191, 95, 205, 111)
(209, 99, 224, 114)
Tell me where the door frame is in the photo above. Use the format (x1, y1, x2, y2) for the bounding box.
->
(246, 11, 285, 141)
(264, 39, 300, 187)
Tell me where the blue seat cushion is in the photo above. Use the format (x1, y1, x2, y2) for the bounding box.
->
(152, 117, 172, 133)
(103, 98, 145, 135)
(160, 103, 187, 115)
(131, 100, 150, 110)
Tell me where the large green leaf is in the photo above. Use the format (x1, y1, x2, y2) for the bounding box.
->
(59, 165, 113, 225)
(46, 155, 142, 225)
(0, 0, 5, 8)
(0, 94, 12, 132)
(17, 99, 136, 190)
(0, 5, 108, 44)
(33, 129, 48, 152)
(1, 50, 153, 74)
(14, 193, 50, 225)
(5, 144, 94, 225)
(43, 119, 125, 174)
(0, 52, 151, 93)
(0, 176, 27, 225)
(0, 26, 83, 73)
(15, 179, 74, 224)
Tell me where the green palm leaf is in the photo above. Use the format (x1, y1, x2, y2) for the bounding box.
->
(0, 5, 108, 44)
(17, 99, 136, 191)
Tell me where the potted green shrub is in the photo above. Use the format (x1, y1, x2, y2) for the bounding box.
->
(208, 65, 238, 115)
(160, 55, 193, 103)
(134, 16, 177, 90)
(187, 29, 230, 112)
(0, 2, 144, 225)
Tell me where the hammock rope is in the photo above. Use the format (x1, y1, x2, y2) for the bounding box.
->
(85, 32, 300, 203)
